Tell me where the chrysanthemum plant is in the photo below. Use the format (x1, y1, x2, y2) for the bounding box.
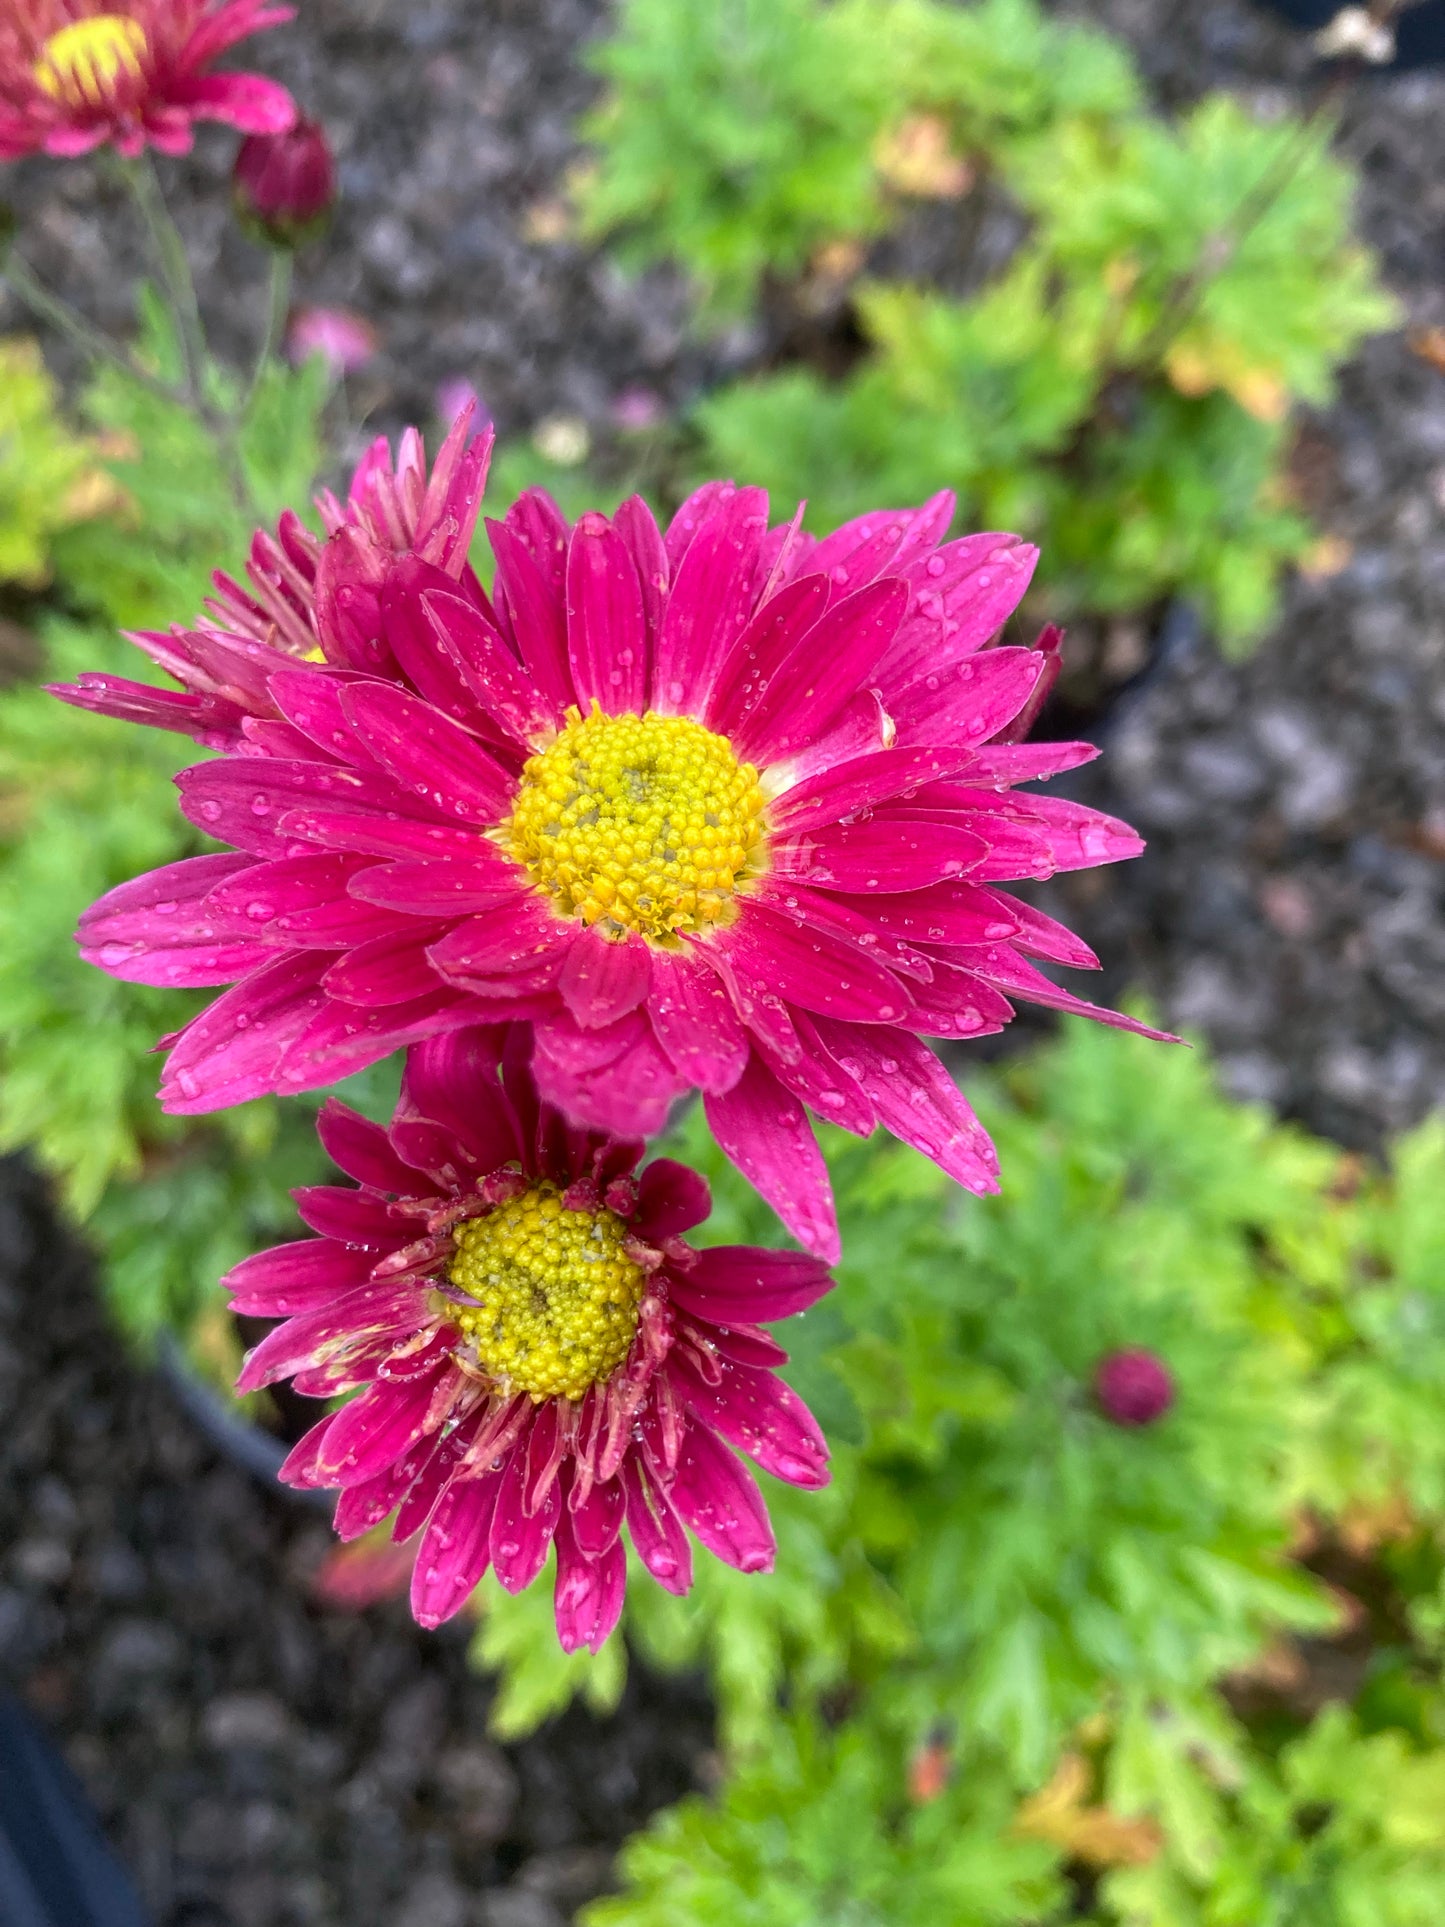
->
(38, 381, 1170, 1638)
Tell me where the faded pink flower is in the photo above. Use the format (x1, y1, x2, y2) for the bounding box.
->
(286, 303, 375, 375)
(0, 1, 295, 160)
(231, 1025, 833, 1645)
(57, 411, 1163, 1260)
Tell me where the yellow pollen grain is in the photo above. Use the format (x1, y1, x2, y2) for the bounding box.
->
(501, 703, 767, 944)
(34, 14, 147, 103)
(447, 1182, 644, 1402)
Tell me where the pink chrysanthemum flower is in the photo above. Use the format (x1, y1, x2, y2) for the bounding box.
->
(0, 2, 295, 160)
(57, 411, 1161, 1259)
(230, 1025, 833, 1647)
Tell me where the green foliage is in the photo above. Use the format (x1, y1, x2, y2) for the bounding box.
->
(586, 1716, 1064, 1927)
(0, 336, 110, 589)
(1109, 1707, 1445, 1926)
(0, 315, 329, 1348)
(582, 0, 1396, 649)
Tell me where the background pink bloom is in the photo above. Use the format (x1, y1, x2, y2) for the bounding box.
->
(0, 1, 295, 160)
(58, 415, 1166, 1259)
(286, 303, 376, 375)
(228, 1024, 833, 1648)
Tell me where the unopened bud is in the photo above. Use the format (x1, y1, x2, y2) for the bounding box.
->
(233, 114, 337, 248)
(1094, 1348, 1175, 1427)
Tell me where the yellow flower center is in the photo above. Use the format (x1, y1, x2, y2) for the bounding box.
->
(502, 704, 766, 943)
(34, 14, 147, 103)
(447, 1182, 644, 1402)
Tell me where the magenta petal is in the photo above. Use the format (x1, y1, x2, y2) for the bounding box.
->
(315, 1367, 449, 1488)
(964, 741, 1101, 785)
(667, 1246, 833, 1325)
(559, 928, 652, 1030)
(999, 894, 1101, 970)
(567, 512, 650, 713)
(553, 1513, 627, 1654)
(172, 71, 298, 134)
(418, 582, 557, 744)
(751, 879, 934, 984)
(888, 647, 1045, 750)
(829, 880, 1021, 949)
(532, 1008, 687, 1138)
(634, 1158, 711, 1239)
(704, 573, 829, 738)
(278, 1414, 339, 1490)
(267, 667, 377, 767)
(275, 986, 478, 1094)
(267, 896, 419, 952)
(487, 517, 575, 716)
(714, 901, 913, 1025)
(205, 851, 374, 929)
(733, 576, 907, 768)
(672, 1355, 830, 1490)
(774, 812, 988, 894)
(813, 1021, 1000, 1195)
(621, 1456, 693, 1595)
(292, 1185, 405, 1246)
(963, 947, 1180, 1041)
(340, 682, 514, 825)
(881, 535, 1038, 690)
(177, 757, 407, 855)
(347, 854, 517, 917)
(490, 1436, 563, 1592)
(646, 947, 750, 1093)
(224, 1236, 373, 1315)
(900, 958, 1015, 1041)
(569, 1475, 626, 1559)
(411, 1472, 504, 1628)
(160, 951, 329, 1113)
(78, 852, 264, 986)
(278, 803, 490, 863)
(399, 1026, 521, 1174)
(426, 895, 566, 986)
(704, 1052, 838, 1263)
(50, 673, 246, 747)
(669, 1421, 775, 1574)
(768, 744, 981, 835)
(662, 480, 738, 571)
(323, 930, 447, 1008)
(759, 1008, 875, 1139)
(236, 1278, 428, 1393)
(993, 794, 1145, 872)
(613, 495, 670, 649)
(318, 1098, 434, 1193)
(652, 487, 769, 714)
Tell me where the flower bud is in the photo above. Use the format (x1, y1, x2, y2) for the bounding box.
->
(232, 114, 337, 249)
(1094, 1348, 1175, 1427)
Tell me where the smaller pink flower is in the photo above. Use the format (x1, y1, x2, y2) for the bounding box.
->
(232, 108, 334, 247)
(1094, 1348, 1175, 1427)
(0, 2, 296, 161)
(286, 303, 376, 376)
(229, 1023, 834, 1647)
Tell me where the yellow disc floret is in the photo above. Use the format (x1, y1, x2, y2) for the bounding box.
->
(447, 1182, 644, 1402)
(502, 703, 766, 943)
(34, 16, 147, 104)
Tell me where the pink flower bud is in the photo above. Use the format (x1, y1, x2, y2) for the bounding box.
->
(1094, 1348, 1175, 1427)
(286, 305, 376, 376)
(233, 114, 337, 248)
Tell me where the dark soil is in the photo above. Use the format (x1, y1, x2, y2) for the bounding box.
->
(0, 1155, 713, 1927)
(1, 0, 1443, 1918)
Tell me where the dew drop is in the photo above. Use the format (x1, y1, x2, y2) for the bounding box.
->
(199, 800, 222, 823)
(925, 554, 946, 578)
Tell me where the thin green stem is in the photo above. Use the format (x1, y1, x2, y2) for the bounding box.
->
(240, 249, 293, 420)
(1, 252, 186, 407)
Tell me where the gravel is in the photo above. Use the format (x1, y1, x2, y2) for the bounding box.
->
(0, 1156, 712, 1927)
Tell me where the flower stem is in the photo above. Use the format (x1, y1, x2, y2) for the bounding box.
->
(0, 251, 185, 407)
(240, 249, 292, 420)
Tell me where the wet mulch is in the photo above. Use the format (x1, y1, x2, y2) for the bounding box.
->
(0, 1155, 713, 1927)
(1, 0, 1443, 1919)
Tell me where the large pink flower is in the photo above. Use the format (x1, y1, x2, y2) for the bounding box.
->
(231, 1025, 833, 1648)
(57, 410, 1160, 1260)
(0, 1, 295, 160)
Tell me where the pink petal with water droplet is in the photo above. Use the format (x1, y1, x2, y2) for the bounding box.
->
(811, 1021, 1000, 1195)
(621, 1456, 693, 1595)
(559, 927, 652, 1030)
(645, 947, 750, 1094)
(225, 1236, 374, 1315)
(411, 1471, 505, 1628)
(490, 1435, 562, 1592)
(317, 1097, 444, 1194)
(669, 1420, 776, 1574)
(651, 487, 769, 714)
(553, 1511, 627, 1654)
(671, 1354, 829, 1490)
(704, 1053, 838, 1263)
(634, 1158, 711, 1240)
(666, 1246, 834, 1325)
(567, 512, 650, 713)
